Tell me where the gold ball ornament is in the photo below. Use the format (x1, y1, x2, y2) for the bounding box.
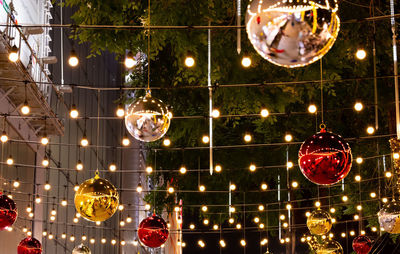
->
(245, 0, 340, 68)
(125, 92, 171, 142)
(307, 209, 332, 235)
(74, 173, 119, 222)
(317, 239, 343, 254)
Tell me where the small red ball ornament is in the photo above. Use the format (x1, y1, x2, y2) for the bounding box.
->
(352, 235, 372, 254)
(0, 193, 17, 231)
(17, 237, 42, 254)
(299, 128, 352, 185)
(138, 214, 169, 248)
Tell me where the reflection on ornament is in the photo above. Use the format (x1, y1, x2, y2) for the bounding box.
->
(352, 235, 372, 254)
(125, 93, 171, 142)
(0, 194, 17, 231)
(17, 237, 42, 254)
(299, 128, 352, 185)
(317, 239, 343, 254)
(72, 244, 91, 254)
(74, 173, 119, 222)
(378, 200, 400, 234)
(245, 0, 340, 68)
(138, 214, 169, 248)
(307, 209, 332, 235)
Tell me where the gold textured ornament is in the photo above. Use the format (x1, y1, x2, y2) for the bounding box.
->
(317, 239, 343, 254)
(307, 209, 332, 235)
(74, 173, 119, 222)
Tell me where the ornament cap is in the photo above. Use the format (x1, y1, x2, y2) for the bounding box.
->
(319, 123, 327, 132)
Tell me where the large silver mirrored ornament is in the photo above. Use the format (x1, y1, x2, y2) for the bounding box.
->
(125, 92, 172, 142)
(246, 0, 340, 68)
(378, 199, 400, 234)
(72, 244, 91, 254)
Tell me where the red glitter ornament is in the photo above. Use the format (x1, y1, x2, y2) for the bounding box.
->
(0, 193, 17, 231)
(352, 235, 372, 254)
(298, 128, 352, 185)
(138, 214, 169, 248)
(17, 237, 42, 254)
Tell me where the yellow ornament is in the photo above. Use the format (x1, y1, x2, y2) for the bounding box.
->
(74, 173, 119, 222)
(307, 209, 332, 235)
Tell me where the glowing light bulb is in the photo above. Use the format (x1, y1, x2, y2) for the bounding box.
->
(203, 219, 209, 225)
(291, 181, 298, 188)
(286, 204, 292, 210)
(258, 205, 265, 211)
(61, 199, 68, 206)
(190, 224, 195, 230)
(122, 137, 130, 146)
(215, 164, 222, 172)
(219, 239, 226, 248)
(260, 108, 269, 118)
(354, 215, 360, 220)
(42, 156, 49, 167)
(370, 192, 377, 198)
(13, 180, 20, 188)
(80, 137, 89, 147)
(230, 184, 236, 191)
(146, 166, 153, 174)
(330, 207, 336, 213)
(199, 185, 206, 192)
(308, 104, 317, 114)
(68, 50, 79, 67)
(342, 195, 348, 202)
(261, 183, 268, 190)
(356, 157, 363, 164)
(74, 185, 79, 192)
(229, 218, 234, 224)
(280, 214, 286, 220)
(111, 239, 117, 245)
(126, 216, 132, 223)
(180, 166, 187, 174)
(1, 131, 8, 143)
(354, 102, 364, 111)
(249, 164, 256, 172)
(35, 197, 41, 203)
(213, 224, 219, 230)
(163, 138, 171, 147)
(109, 163, 117, 172)
(40, 136, 49, 146)
(201, 205, 208, 212)
(136, 184, 143, 193)
(70, 235, 75, 242)
(44, 182, 51, 190)
(315, 201, 321, 207)
(241, 56, 252, 68)
(21, 102, 30, 115)
(355, 175, 361, 182)
(6, 156, 14, 165)
(76, 160, 83, 171)
(202, 135, 210, 144)
(198, 240, 205, 248)
(240, 239, 246, 247)
(254, 217, 260, 223)
(287, 161, 294, 168)
(367, 126, 375, 135)
(168, 187, 175, 194)
(244, 134, 252, 142)
(285, 134, 293, 142)
(357, 205, 362, 211)
(236, 223, 241, 229)
(9, 46, 19, 62)
(145, 204, 151, 210)
(101, 238, 106, 244)
(356, 49, 367, 60)
(382, 197, 388, 203)
(125, 51, 137, 68)
(185, 56, 195, 68)
(385, 171, 392, 178)
(70, 105, 79, 119)
(212, 109, 220, 118)
(394, 153, 400, 160)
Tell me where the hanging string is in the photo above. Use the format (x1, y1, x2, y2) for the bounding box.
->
(147, 0, 151, 92)
(320, 59, 325, 126)
(390, 0, 400, 139)
(96, 89, 100, 175)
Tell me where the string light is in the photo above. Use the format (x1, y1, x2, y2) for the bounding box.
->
(8, 45, 19, 62)
(367, 126, 375, 135)
(146, 166, 153, 174)
(385, 171, 392, 178)
(230, 207, 236, 213)
(61, 199, 68, 206)
(357, 205, 362, 211)
(315, 201, 321, 208)
(26, 206, 32, 213)
(285, 134, 293, 142)
(241, 56, 252, 68)
(198, 240, 205, 248)
(136, 183, 143, 193)
(122, 137, 130, 146)
(211, 109, 220, 118)
(111, 239, 117, 245)
(382, 197, 388, 203)
(76, 160, 83, 171)
(355, 175, 361, 182)
(394, 153, 400, 160)
(330, 207, 336, 213)
(179, 166, 187, 174)
(215, 164, 222, 173)
(236, 223, 241, 229)
(124, 51, 137, 68)
(354, 102, 364, 111)
(342, 195, 348, 202)
(199, 185, 206, 192)
(229, 218, 234, 224)
(185, 55, 195, 68)
(260, 108, 269, 118)
(203, 219, 209, 225)
(356, 49, 367, 60)
(0, 131, 8, 143)
(201, 205, 208, 212)
(280, 214, 286, 220)
(109, 163, 117, 172)
(261, 183, 268, 190)
(40, 136, 49, 146)
(42, 156, 49, 167)
(286, 204, 292, 210)
(230, 184, 236, 191)
(82, 235, 87, 241)
(70, 104, 79, 119)
(370, 192, 377, 198)
(244, 134, 252, 142)
(68, 49, 79, 67)
(258, 204, 265, 211)
(13, 179, 20, 188)
(213, 224, 219, 230)
(219, 239, 226, 248)
(240, 239, 246, 247)
(6, 156, 14, 165)
(249, 164, 256, 172)
(80, 136, 89, 147)
(126, 216, 132, 223)
(291, 181, 299, 188)
(189, 224, 195, 230)
(287, 161, 294, 168)
(356, 157, 363, 164)
(145, 204, 151, 210)
(70, 235, 75, 242)
(163, 138, 171, 146)
(202, 135, 210, 144)
(116, 103, 125, 118)
(308, 104, 317, 114)
(101, 238, 106, 244)
(168, 187, 175, 194)
(354, 215, 360, 220)
(283, 222, 288, 228)
(254, 217, 260, 223)
(44, 182, 51, 191)
(21, 101, 30, 115)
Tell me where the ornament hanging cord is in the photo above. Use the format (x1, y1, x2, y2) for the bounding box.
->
(147, 0, 151, 92)
(96, 89, 100, 175)
(320, 59, 325, 127)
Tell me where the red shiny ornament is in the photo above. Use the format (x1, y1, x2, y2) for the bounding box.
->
(298, 129, 352, 185)
(352, 235, 372, 254)
(138, 214, 169, 248)
(0, 193, 17, 231)
(17, 237, 42, 254)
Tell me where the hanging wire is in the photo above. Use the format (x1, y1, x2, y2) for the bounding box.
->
(147, 0, 151, 92)
(96, 89, 100, 174)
